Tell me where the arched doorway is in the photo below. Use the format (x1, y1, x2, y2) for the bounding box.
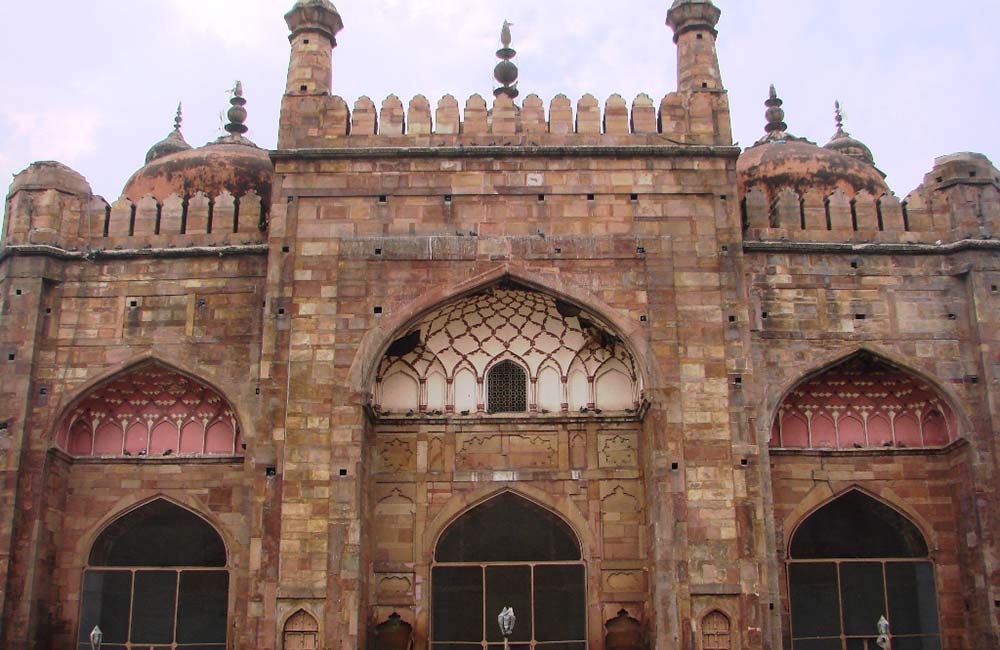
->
(786, 490, 941, 649)
(431, 492, 587, 649)
(78, 499, 229, 649)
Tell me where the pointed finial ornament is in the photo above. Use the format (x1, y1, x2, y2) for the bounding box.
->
(225, 80, 249, 135)
(764, 85, 788, 136)
(494, 21, 519, 100)
(834, 100, 845, 133)
(173, 103, 183, 132)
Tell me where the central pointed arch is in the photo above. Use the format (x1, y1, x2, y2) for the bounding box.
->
(361, 271, 649, 416)
(349, 267, 655, 397)
(431, 491, 587, 647)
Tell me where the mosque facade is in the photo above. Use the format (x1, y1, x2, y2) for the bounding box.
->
(1, 1, 999, 648)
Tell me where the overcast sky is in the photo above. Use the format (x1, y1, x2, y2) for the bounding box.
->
(1, 0, 997, 207)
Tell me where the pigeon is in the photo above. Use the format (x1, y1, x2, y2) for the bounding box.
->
(122, 450, 132, 456)
(460, 410, 470, 416)
(163, 449, 173, 456)
(137, 449, 147, 457)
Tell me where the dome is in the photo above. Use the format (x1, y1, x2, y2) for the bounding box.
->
(9, 160, 92, 197)
(738, 139, 888, 197)
(823, 101, 875, 165)
(145, 104, 193, 164)
(122, 84, 273, 203)
(123, 142, 273, 203)
(738, 88, 887, 197)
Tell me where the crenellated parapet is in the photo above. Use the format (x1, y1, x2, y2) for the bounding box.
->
(3, 164, 267, 253)
(277, 91, 732, 150)
(741, 156, 1000, 245)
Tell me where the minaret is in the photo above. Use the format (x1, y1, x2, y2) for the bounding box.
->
(666, 0, 723, 91)
(284, 0, 344, 95)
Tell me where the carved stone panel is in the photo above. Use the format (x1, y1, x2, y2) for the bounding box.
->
(599, 433, 637, 468)
(376, 437, 416, 473)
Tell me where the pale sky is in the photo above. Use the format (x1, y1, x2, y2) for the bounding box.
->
(0, 0, 997, 207)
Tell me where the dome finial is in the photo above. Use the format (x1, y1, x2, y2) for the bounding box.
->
(144, 102, 193, 164)
(494, 21, 519, 100)
(824, 99, 876, 165)
(225, 80, 249, 136)
(764, 84, 788, 137)
(834, 100, 845, 133)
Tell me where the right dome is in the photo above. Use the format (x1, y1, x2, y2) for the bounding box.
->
(737, 88, 888, 198)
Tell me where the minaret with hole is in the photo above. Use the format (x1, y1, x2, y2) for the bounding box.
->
(284, 0, 344, 95)
(666, 0, 724, 91)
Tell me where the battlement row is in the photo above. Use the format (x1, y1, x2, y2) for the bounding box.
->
(3, 189, 266, 250)
(278, 91, 733, 149)
(742, 183, 1000, 244)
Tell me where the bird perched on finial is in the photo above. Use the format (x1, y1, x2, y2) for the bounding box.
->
(501, 21, 513, 47)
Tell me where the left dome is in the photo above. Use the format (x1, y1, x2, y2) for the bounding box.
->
(122, 85, 273, 204)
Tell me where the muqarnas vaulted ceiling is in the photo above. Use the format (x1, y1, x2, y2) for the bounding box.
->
(374, 287, 642, 415)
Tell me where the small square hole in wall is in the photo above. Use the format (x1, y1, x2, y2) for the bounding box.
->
(630, 193, 639, 201)
(374, 248, 382, 255)
(538, 194, 545, 202)
(265, 467, 276, 477)
(339, 468, 348, 476)
(637, 246, 646, 254)
(255, 387, 260, 395)
(373, 306, 383, 315)
(129, 300, 138, 308)
(640, 315, 648, 322)
(728, 315, 737, 323)
(992, 285, 999, 292)
(855, 314, 867, 320)
(701, 82, 708, 88)
(967, 375, 980, 385)
(277, 308, 286, 315)
(936, 176, 944, 183)
(299, 85, 307, 92)
(947, 313, 957, 320)
(761, 311, 768, 319)
(554, 247, 561, 254)
(850, 260, 859, 269)
(303, 39, 310, 44)
(39, 387, 47, 396)
(697, 33, 704, 40)
(282, 245, 290, 253)
(769, 603, 775, 611)
(45, 308, 52, 314)
(740, 458, 749, 466)
(970, 171, 977, 178)
(721, 245, 728, 252)
(587, 193, 595, 201)
(733, 376, 742, 387)
(378, 195, 387, 203)
(444, 195, 452, 203)
(15, 289, 22, 296)
(7, 354, 14, 361)
(671, 462, 679, 471)
(994, 599, 1000, 608)
(0, 421, 7, 431)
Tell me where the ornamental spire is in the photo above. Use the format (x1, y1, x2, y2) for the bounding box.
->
(834, 100, 845, 134)
(493, 21, 519, 100)
(173, 102, 183, 132)
(764, 84, 788, 136)
(225, 81, 248, 136)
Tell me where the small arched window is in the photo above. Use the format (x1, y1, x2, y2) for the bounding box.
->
(487, 360, 527, 413)
(283, 609, 319, 650)
(701, 610, 731, 650)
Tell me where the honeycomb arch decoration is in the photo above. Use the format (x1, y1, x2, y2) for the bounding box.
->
(374, 287, 642, 414)
(56, 362, 243, 458)
(770, 353, 957, 450)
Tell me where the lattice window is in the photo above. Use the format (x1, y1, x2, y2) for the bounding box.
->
(787, 491, 941, 649)
(702, 611, 731, 650)
(487, 360, 527, 413)
(283, 609, 319, 650)
(78, 499, 229, 649)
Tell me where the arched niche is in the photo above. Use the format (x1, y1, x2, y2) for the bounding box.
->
(56, 361, 243, 459)
(786, 490, 941, 648)
(79, 499, 229, 648)
(431, 492, 586, 646)
(770, 351, 958, 450)
(372, 281, 643, 415)
(701, 610, 731, 650)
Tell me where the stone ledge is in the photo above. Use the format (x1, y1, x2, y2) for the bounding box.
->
(743, 238, 1000, 255)
(272, 144, 742, 161)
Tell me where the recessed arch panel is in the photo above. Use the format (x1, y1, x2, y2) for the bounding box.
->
(57, 361, 242, 459)
(770, 352, 957, 450)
